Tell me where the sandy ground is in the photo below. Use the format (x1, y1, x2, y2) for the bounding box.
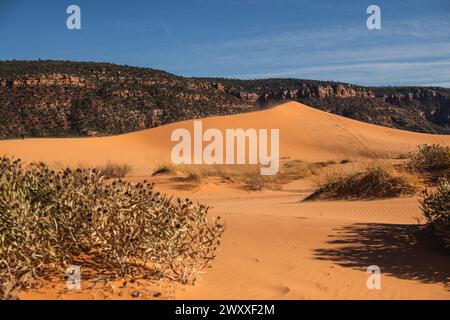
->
(19, 178, 450, 300)
(1, 102, 449, 300)
(167, 180, 450, 300)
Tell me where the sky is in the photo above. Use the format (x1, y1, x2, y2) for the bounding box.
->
(0, 0, 449, 87)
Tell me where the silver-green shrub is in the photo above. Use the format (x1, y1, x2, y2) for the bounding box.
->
(420, 178, 450, 250)
(0, 157, 224, 299)
(409, 144, 450, 173)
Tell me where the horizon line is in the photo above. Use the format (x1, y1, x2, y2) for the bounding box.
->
(1, 58, 449, 90)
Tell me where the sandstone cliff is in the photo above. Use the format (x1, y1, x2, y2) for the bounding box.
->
(0, 60, 448, 138)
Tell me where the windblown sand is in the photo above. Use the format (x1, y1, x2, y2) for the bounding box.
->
(1, 102, 449, 300)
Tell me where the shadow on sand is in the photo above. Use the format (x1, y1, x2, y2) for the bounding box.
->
(314, 223, 450, 287)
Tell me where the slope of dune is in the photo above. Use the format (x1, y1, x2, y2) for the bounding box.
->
(172, 182, 450, 300)
(0, 101, 449, 174)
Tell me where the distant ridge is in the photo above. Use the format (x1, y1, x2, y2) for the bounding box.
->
(0, 60, 449, 139)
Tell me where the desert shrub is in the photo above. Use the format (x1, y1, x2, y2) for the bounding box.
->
(243, 175, 286, 191)
(409, 144, 450, 173)
(153, 160, 330, 191)
(152, 164, 175, 176)
(419, 178, 450, 249)
(191, 164, 287, 191)
(0, 157, 224, 299)
(94, 162, 132, 178)
(282, 160, 324, 179)
(396, 153, 409, 160)
(185, 171, 203, 184)
(306, 163, 419, 200)
(244, 177, 265, 191)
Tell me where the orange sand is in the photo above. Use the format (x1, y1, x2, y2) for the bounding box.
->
(1, 102, 448, 300)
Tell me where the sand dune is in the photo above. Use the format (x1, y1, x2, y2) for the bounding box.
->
(3, 101, 450, 300)
(1, 102, 448, 174)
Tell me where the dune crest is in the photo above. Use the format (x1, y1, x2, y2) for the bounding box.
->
(0, 101, 448, 174)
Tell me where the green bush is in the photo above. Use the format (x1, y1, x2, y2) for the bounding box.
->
(409, 144, 450, 173)
(0, 157, 224, 299)
(419, 178, 450, 249)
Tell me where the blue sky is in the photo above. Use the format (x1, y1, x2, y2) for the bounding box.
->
(0, 0, 449, 87)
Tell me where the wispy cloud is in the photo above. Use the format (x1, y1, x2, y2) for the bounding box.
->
(234, 59, 450, 85)
(164, 14, 450, 87)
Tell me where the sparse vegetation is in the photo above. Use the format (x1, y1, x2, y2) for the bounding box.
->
(94, 162, 132, 178)
(283, 160, 333, 180)
(243, 174, 288, 191)
(396, 153, 409, 160)
(419, 178, 450, 250)
(409, 144, 450, 176)
(185, 170, 203, 185)
(306, 162, 419, 200)
(0, 157, 224, 299)
(153, 160, 333, 191)
(152, 164, 175, 176)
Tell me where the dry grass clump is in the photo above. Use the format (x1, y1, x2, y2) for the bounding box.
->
(151, 164, 176, 176)
(195, 165, 287, 191)
(94, 162, 132, 178)
(419, 178, 450, 250)
(184, 169, 203, 185)
(306, 162, 419, 201)
(242, 160, 342, 191)
(152, 165, 203, 189)
(0, 157, 224, 299)
(282, 160, 333, 179)
(242, 172, 290, 191)
(409, 144, 450, 178)
(155, 160, 335, 191)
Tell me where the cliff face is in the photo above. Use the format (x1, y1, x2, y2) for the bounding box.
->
(381, 88, 450, 104)
(0, 74, 88, 88)
(378, 88, 450, 127)
(0, 60, 449, 139)
(252, 84, 375, 101)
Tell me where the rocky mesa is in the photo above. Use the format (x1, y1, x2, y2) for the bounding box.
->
(0, 60, 449, 138)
